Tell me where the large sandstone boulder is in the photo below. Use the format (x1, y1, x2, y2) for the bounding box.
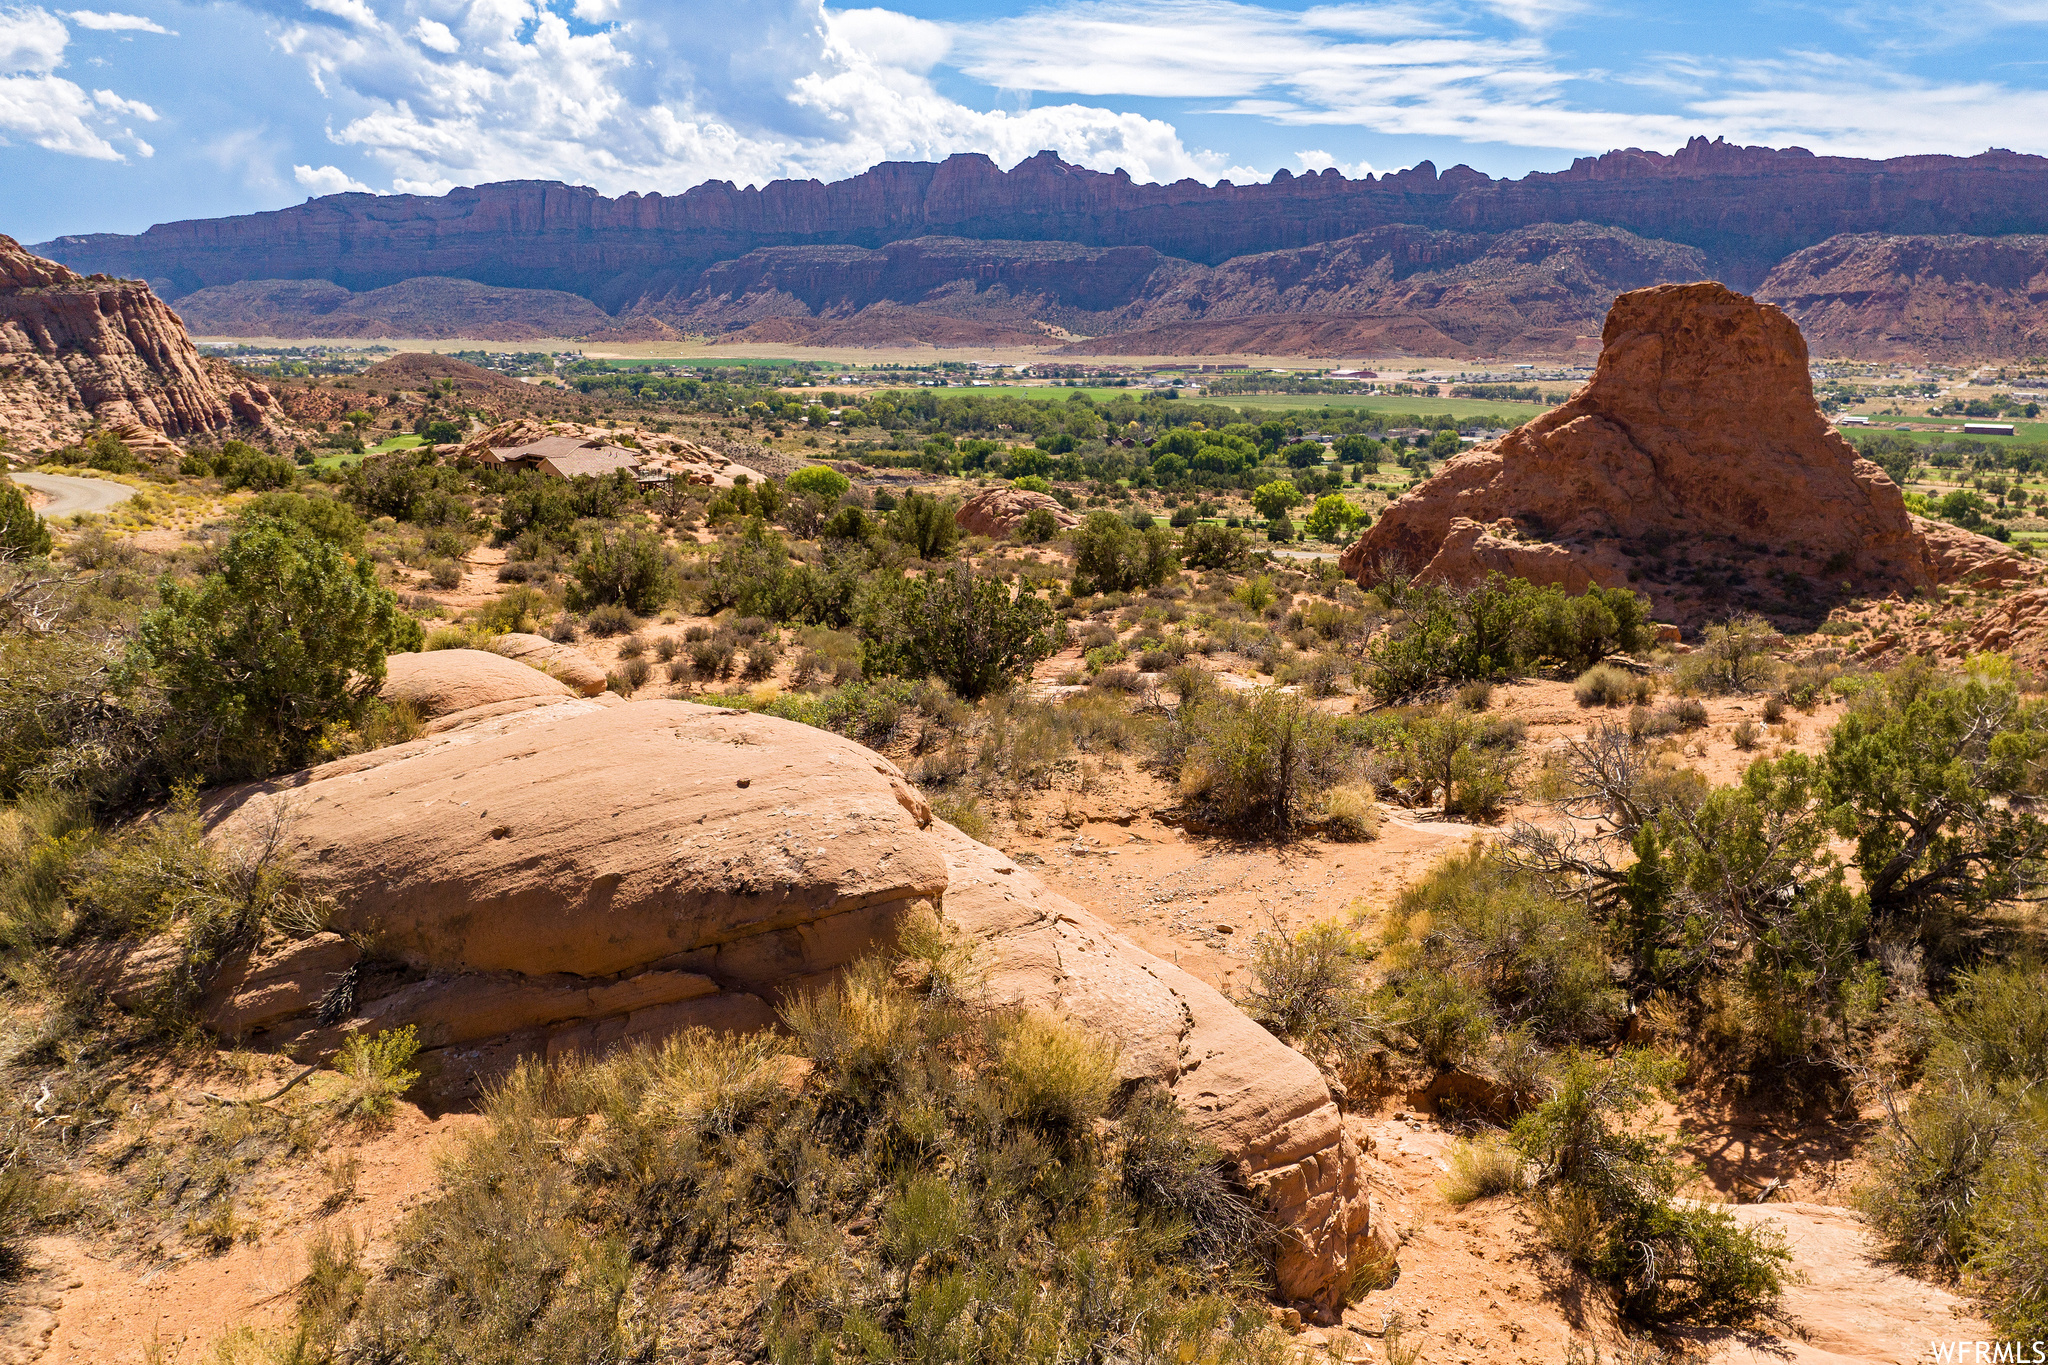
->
(1340, 282, 2029, 625)
(382, 648, 574, 726)
(199, 699, 1372, 1309)
(488, 631, 609, 696)
(956, 486, 1079, 539)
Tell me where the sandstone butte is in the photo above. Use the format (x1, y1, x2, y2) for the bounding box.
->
(954, 484, 1080, 539)
(1339, 281, 2030, 626)
(0, 234, 294, 455)
(124, 668, 1380, 1311)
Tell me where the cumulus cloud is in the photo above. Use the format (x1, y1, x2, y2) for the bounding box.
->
(65, 9, 173, 32)
(0, 6, 157, 158)
(295, 161, 372, 193)
(249, 0, 1223, 197)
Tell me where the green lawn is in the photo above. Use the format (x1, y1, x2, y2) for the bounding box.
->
(312, 433, 424, 470)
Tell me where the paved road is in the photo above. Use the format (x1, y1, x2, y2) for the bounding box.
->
(9, 471, 135, 518)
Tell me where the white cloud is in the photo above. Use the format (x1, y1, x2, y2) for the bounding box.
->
(93, 85, 154, 118)
(294, 161, 371, 193)
(0, 6, 156, 158)
(1295, 147, 1377, 177)
(411, 16, 456, 51)
(256, 0, 1224, 197)
(0, 5, 68, 70)
(65, 9, 173, 32)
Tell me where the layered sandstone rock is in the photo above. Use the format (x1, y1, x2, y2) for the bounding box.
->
(1340, 282, 2028, 625)
(197, 698, 1373, 1308)
(488, 632, 609, 696)
(955, 485, 1078, 538)
(382, 648, 574, 718)
(0, 234, 295, 455)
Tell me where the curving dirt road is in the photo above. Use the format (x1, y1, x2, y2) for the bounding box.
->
(8, 471, 135, 518)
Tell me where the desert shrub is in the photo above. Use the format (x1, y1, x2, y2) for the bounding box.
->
(425, 558, 463, 590)
(582, 602, 637, 637)
(1388, 968, 1495, 1068)
(1672, 614, 1780, 694)
(330, 1026, 422, 1120)
(929, 793, 990, 843)
(616, 634, 646, 659)
(1731, 717, 1760, 750)
(1017, 506, 1060, 543)
(1457, 679, 1493, 711)
(1236, 922, 1379, 1060)
(1072, 510, 1177, 595)
(1314, 784, 1381, 841)
(1442, 1132, 1526, 1205)
(1370, 709, 1522, 820)
(885, 490, 960, 560)
(568, 530, 675, 614)
(241, 491, 364, 552)
(1182, 522, 1251, 571)
(855, 564, 1063, 700)
(1574, 663, 1652, 707)
(1367, 575, 1650, 701)
(215, 440, 299, 493)
(0, 478, 52, 559)
(619, 657, 653, 690)
(1165, 688, 1350, 835)
(134, 516, 422, 779)
(992, 1012, 1119, 1139)
(1382, 845, 1623, 1043)
(1513, 1049, 1789, 1323)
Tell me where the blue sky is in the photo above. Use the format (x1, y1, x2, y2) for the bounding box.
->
(6, 0, 2048, 243)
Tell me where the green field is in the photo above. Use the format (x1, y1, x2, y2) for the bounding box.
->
(312, 433, 423, 470)
(1847, 422, 2048, 446)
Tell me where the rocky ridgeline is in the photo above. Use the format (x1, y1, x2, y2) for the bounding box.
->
(0, 234, 294, 455)
(1340, 282, 2030, 624)
(33, 140, 2048, 357)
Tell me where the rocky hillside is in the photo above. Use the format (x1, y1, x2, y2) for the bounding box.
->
(31, 138, 2048, 357)
(1757, 232, 2048, 360)
(0, 234, 294, 455)
(170, 275, 610, 342)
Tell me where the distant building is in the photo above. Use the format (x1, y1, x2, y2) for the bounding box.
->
(1836, 414, 1870, 426)
(482, 434, 642, 477)
(1964, 423, 2016, 436)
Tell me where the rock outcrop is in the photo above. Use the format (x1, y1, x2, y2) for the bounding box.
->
(381, 647, 576, 731)
(35, 142, 2048, 356)
(955, 485, 1079, 539)
(1339, 282, 2028, 626)
(196, 696, 1373, 1307)
(0, 234, 296, 456)
(487, 632, 609, 696)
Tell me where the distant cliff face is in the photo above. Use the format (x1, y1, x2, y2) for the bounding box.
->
(39, 139, 2048, 307)
(1757, 233, 2048, 361)
(32, 137, 2048, 359)
(0, 235, 293, 455)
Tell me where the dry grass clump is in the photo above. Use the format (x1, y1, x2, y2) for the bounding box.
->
(1574, 664, 1653, 708)
(1441, 1132, 1527, 1205)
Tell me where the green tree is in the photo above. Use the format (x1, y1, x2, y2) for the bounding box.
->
(1072, 510, 1176, 595)
(1250, 480, 1302, 521)
(0, 478, 51, 559)
(856, 565, 1063, 699)
(1181, 523, 1250, 572)
(1280, 441, 1325, 469)
(570, 530, 675, 614)
(133, 517, 421, 777)
(1303, 494, 1362, 542)
(786, 465, 852, 502)
(886, 491, 960, 561)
